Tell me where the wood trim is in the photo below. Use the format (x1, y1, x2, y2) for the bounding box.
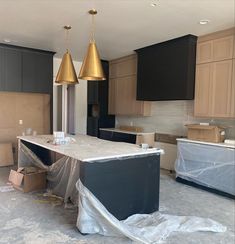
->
(198, 27, 235, 43)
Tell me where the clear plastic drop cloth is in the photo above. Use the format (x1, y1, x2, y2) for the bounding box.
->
(19, 142, 80, 204)
(175, 141, 235, 196)
(76, 180, 226, 244)
(19, 142, 227, 244)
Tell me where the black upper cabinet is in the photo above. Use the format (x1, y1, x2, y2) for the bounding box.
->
(22, 51, 36, 92)
(5, 47, 22, 92)
(135, 35, 197, 101)
(0, 47, 5, 90)
(87, 61, 115, 137)
(0, 43, 54, 94)
(35, 52, 53, 93)
(87, 60, 109, 116)
(88, 80, 99, 104)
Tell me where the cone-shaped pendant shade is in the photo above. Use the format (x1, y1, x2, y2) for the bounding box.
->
(78, 42, 105, 80)
(55, 51, 79, 85)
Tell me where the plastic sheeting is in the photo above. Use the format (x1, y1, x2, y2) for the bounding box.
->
(175, 141, 235, 196)
(77, 180, 226, 244)
(19, 142, 227, 244)
(19, 142, 80, 204)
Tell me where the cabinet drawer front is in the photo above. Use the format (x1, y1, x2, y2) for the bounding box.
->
(99, 130, 113, 141)
(113, 132, 136, 144)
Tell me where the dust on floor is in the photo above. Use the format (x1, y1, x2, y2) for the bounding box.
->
(0, 167, 234, 244)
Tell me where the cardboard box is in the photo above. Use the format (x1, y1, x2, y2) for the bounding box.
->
(9, 167, 46, 193)
(0, 143, 14, 167)
(186, 124, 226, 143)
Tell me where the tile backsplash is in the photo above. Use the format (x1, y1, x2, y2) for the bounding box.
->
(116, 100, 235, 139)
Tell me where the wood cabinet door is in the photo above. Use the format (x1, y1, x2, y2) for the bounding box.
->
(213, 36, 234, 62)
(196, 41, 213, 64)
(109, 55, 137, 78)
(194, 63, 213, 116)
(230, 59, 235, 117)
(115, 75, 143, 115)
(211, 60, 232, 117)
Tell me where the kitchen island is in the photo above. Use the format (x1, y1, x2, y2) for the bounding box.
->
(17, 134, 163, 223)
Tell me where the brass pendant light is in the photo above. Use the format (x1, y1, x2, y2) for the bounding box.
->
(55, 26, 79, 85)
(78, 9, 105, 81)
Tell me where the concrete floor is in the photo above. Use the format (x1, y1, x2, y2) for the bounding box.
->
(0, 166, 234, 244)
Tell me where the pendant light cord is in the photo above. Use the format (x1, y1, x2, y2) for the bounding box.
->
(91, 14, 95, 43)
(66, 28, 69, 52)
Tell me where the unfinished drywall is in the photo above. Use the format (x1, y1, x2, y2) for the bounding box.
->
(0, 92, 50, 161)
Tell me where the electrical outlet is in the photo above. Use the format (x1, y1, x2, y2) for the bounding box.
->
(130, 121, 133, 126)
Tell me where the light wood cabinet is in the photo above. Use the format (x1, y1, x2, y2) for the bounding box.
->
(213, 36, 234, 61)
(194, 60, 233, 118)
(109, 56, 137, 78)
(197, 35, 234, 64)
(211, 60, 232, 117)
(194, 63, 213, 116)
(231, 59, 235, 117)
(108, 55, 151, 116)
(196, 41, 213, 64)
(194, 29, 235, 118)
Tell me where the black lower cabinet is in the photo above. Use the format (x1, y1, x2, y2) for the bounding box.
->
(99, 130, 136, 144)
(87, 116, 115, 137)
(80, 154, 160, 220)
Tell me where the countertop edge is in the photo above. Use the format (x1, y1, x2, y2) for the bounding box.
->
(176, 138, 235, 149)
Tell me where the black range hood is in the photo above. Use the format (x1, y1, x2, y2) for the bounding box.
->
(135, 34, 197, 101)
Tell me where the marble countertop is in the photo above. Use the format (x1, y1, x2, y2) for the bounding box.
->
(177, 138, 235, 149)
(99, 128, 155, 135)
(18, 134, 163, 162)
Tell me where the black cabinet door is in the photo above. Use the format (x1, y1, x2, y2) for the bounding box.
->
(99, 130, 136, 144)
(88, 80, 99, 104)
(0, 47, 5, 90)
(4, 48, 22, 92)
(22, 51, 36, 92)
(99, 130, 114, 141)
(22, 51, 53, 94)
(35, 53, 53, 94)
(87, 117, 99, 137)
(113, 132, 136, 144)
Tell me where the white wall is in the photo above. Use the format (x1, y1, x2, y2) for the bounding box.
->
(116, 100, 235, 138)
(53, 57, 87, 134)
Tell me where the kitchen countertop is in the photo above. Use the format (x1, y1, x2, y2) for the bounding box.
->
(99, 128, 155, 135)
(18, 134, 163, 162)
(177, 138, 235, 149)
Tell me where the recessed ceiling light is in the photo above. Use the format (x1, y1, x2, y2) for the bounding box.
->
(199, 19, 210, 25)
(151, 3, 157, 7)
(3, 38, 11, 43)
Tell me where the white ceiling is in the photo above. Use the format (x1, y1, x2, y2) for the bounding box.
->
(0, 0, 234, 61)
